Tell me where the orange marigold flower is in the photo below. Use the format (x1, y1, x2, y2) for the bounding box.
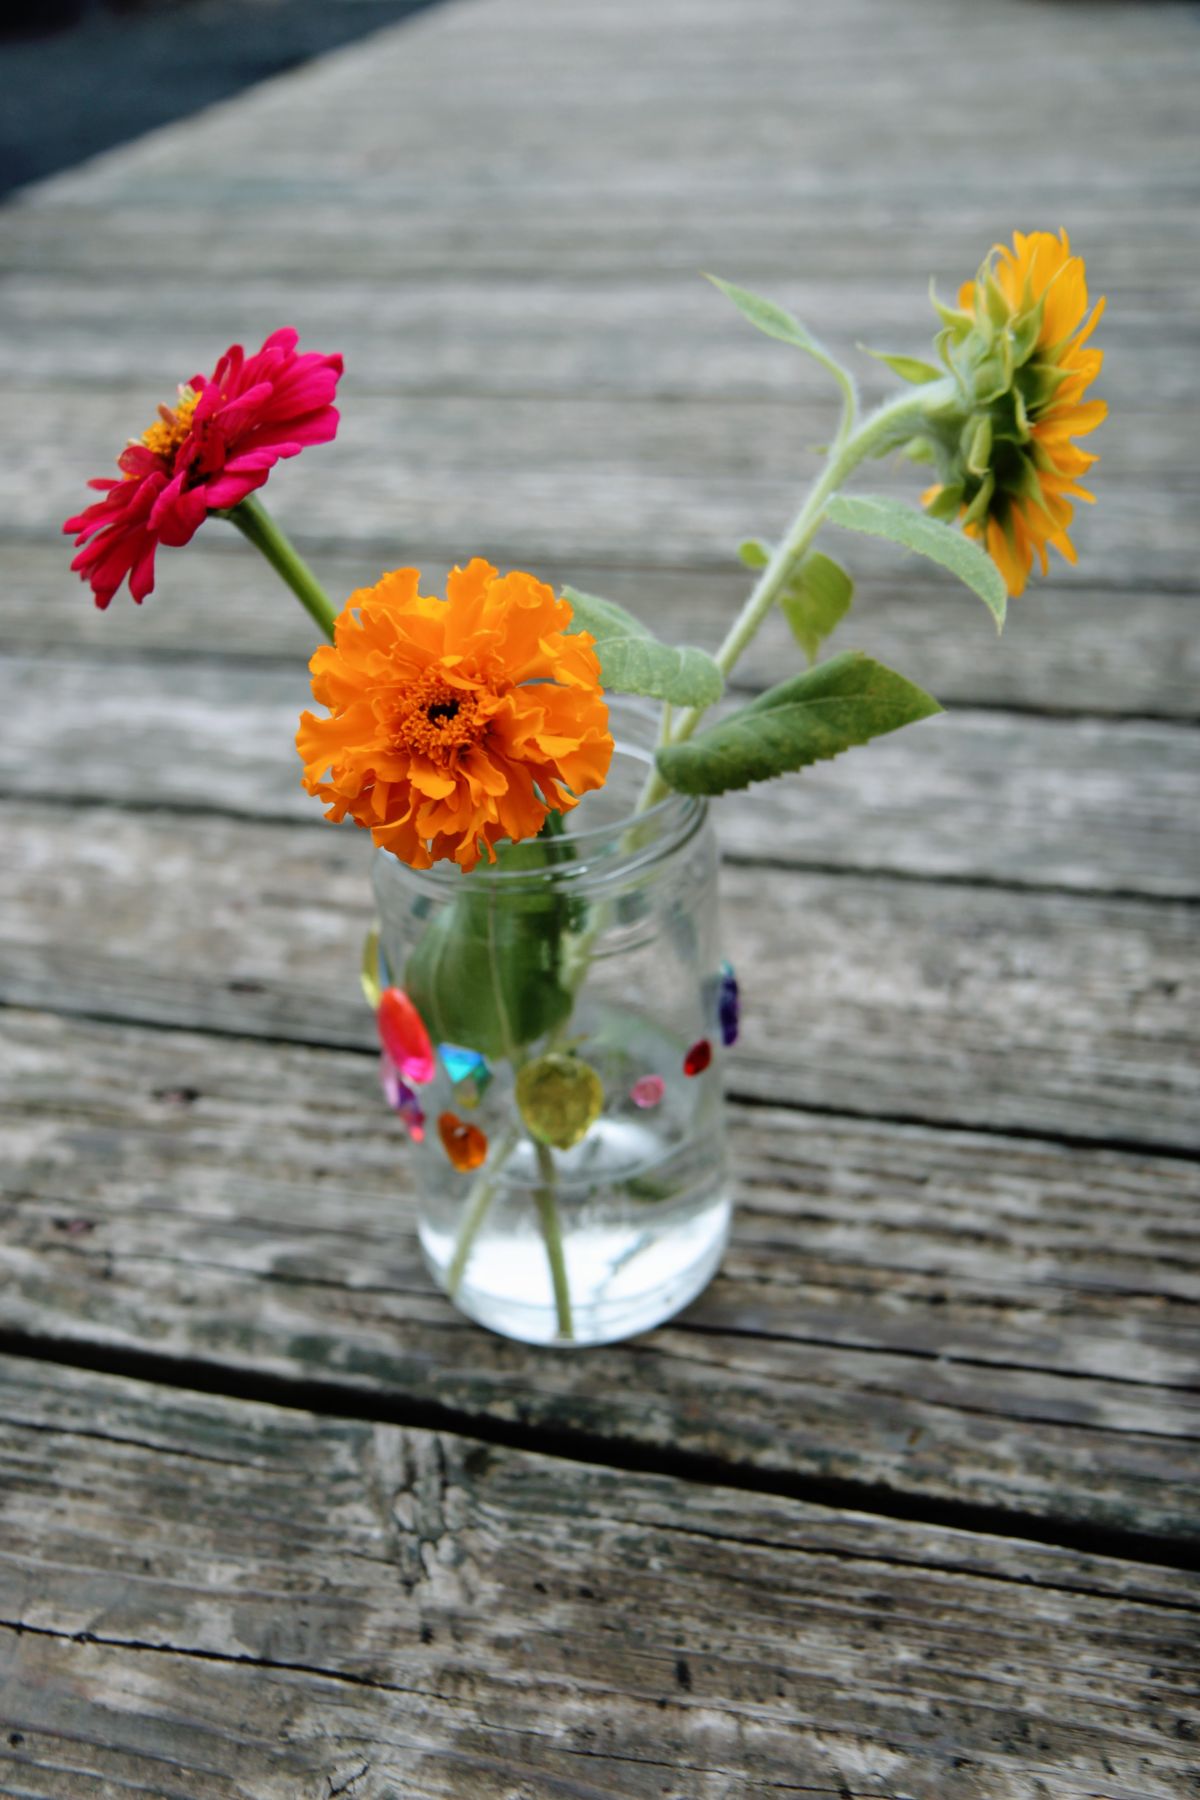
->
(296, 560, 613, 871)
(924, 229, 1106, 597)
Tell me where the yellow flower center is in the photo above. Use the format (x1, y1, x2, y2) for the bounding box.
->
(138, 385, 200, 459)
(391, 668, 485, 762)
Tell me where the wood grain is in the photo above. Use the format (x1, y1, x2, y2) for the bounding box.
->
(0, 272, 1189, 414)
(2, 1357, 1198, 1799)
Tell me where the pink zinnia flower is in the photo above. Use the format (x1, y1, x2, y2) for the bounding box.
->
(63, 327, 343, 608)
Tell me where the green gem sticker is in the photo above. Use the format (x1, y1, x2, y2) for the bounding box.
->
(515, 1053, 603, 1150)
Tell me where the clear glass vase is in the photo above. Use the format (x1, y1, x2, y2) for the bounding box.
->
(371, 699, 732, 1347)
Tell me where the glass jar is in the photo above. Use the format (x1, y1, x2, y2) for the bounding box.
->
(372, 699, 732, 1347)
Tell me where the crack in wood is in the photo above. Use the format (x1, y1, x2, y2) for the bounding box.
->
(1, 1330, 1196, 1575)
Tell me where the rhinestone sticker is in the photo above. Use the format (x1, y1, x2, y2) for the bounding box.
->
(717, 961, 740, 1047)
(515, 1053, 604, 1149)
(377, 987, 436, 1086)
(437, 1111, 488, 1172)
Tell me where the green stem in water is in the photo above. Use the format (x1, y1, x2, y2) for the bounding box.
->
(445, 1120, 521, 1299)
(226, 494, 338, 642)
(480, 861, 574, 1339)
(638, 380, 953, 808)
(534, 1139, 574, 1341)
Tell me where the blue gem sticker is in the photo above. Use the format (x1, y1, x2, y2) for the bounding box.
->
(440, 1043, 487, 1085)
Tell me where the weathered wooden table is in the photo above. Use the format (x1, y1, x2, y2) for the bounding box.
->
(1, 0, 1197, 1793)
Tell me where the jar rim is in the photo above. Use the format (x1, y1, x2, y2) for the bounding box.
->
(374, 696, 708, 896)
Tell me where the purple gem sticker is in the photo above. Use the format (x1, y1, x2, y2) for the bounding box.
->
(717, 961, 740, 1047)
(380, 1050, 426, 1142)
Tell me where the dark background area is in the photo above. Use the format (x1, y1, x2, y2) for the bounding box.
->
(0, 0, 442, 198)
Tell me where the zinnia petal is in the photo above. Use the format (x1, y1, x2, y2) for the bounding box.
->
(62, 328, 342, 608)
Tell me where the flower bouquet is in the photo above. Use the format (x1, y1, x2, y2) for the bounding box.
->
(64, 232, 1105, 1346)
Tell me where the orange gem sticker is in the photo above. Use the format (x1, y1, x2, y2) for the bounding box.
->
(438, 1111, 488, 1173)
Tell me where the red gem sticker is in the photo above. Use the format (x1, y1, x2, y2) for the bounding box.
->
(377, 987, 436, 1085)
(682, 1038, 712, 1078)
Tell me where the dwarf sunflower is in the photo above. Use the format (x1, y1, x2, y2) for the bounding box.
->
(923, 230, 1106, 597)
(296, 560, 614, 871)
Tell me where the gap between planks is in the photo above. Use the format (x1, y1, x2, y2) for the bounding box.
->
(1, 1327, 1197, 1581)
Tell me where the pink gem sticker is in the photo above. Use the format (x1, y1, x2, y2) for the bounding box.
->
(631, 1074, 665, 1109)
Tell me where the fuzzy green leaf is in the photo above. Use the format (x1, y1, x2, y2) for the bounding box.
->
(562, 585, 723, 707)
(655, 652, 942, 796)
(706, 275, 855, 403)
(737, 537, 772, 569)
(861, 346, 943, 385)
(779, 551, 854, 665)
(824, 494, 1007, 630)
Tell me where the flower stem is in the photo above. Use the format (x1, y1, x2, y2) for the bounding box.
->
(483, 871, 574, 1340)
(226, 494, 338, 642)
(445, 1120, 521, 1298)
(637, 380, 952, 808)
(533, 1140, 574, 1341)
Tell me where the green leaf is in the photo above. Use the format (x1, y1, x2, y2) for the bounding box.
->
(562, 585, 723, 707)
(706, 275, 855, 405)
(924, 483, 965, 523)
(708, 275, 825, 353)
(824, 493, 1007, 631)
(737, 537, 771, 569)
(860, 346, 944, 385)
(405, 837, 576, 1060)
(655, 652, 941, 796)
(778, 551, 854, 665)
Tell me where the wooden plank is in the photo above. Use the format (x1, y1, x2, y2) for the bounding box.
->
(11, 386, 1185, 586)
(2, 1008, 1197, 1541)
(1, 1357, 1197, 1799)
(8, 193, 1196, 290)
(6, 540, 1197, 722)
(0, 275, 1186, 410)
(1, 652, 1197, 899)
(1, 803, 1193, 1150)
(9, 390, 1182, 597)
